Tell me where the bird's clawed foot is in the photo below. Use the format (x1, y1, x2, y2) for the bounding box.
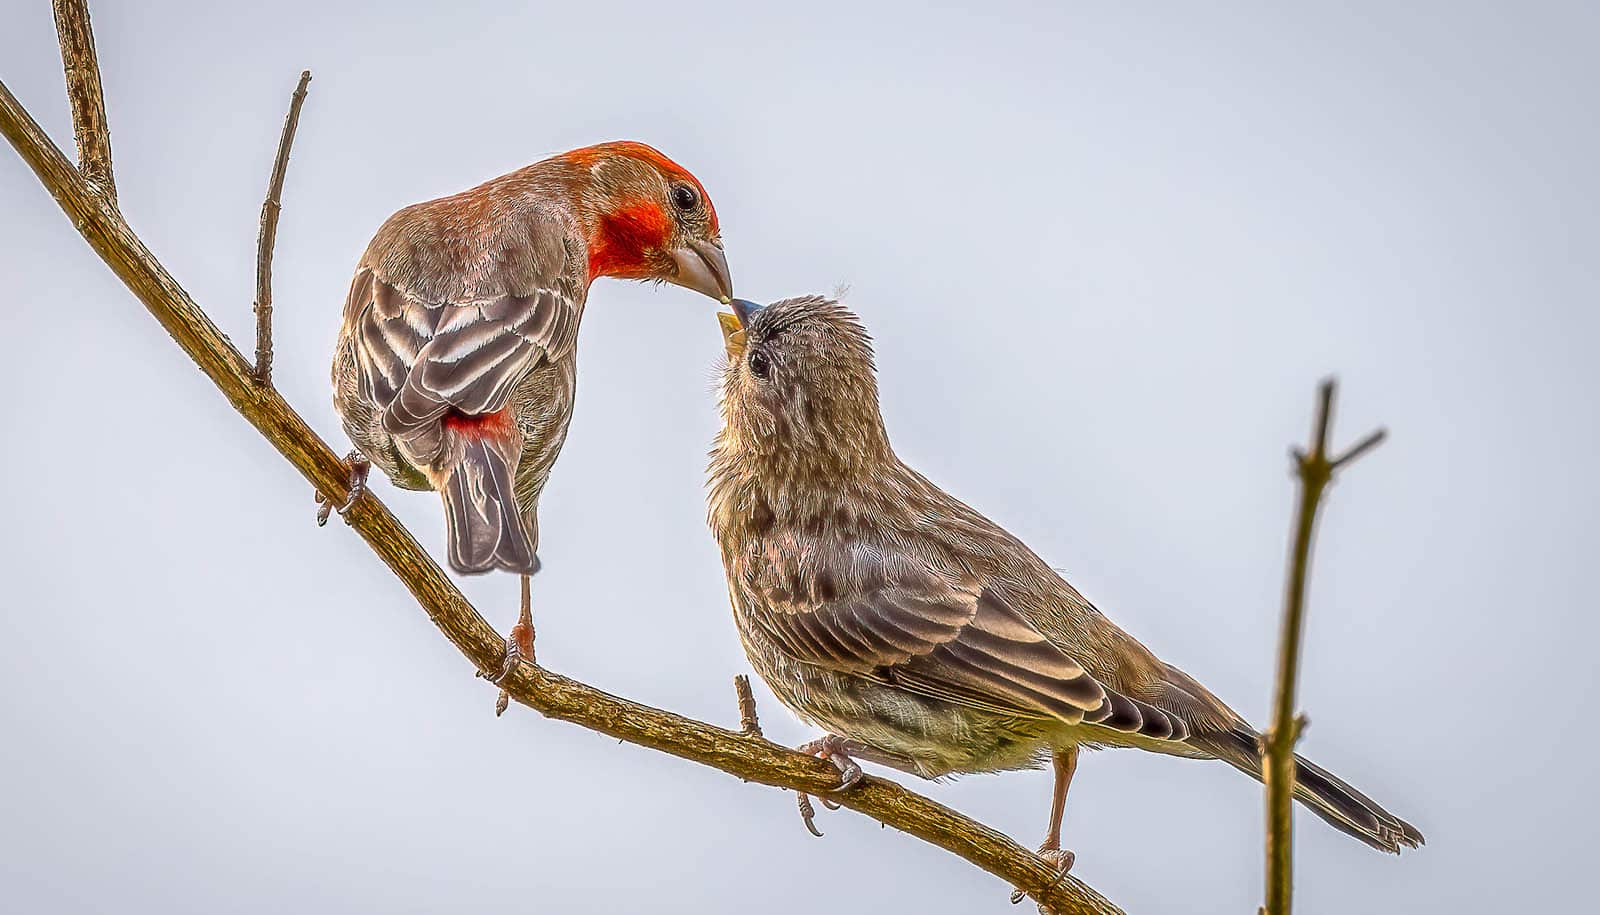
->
(491, 618, 535, 717)
(316, 451, 370, 526)
(1009, 842, 1075, 909)
(1038, 845, 1075, 874)
(795, 790, 825, 838)
(793, 734, 862, 837)
(801, 733, 864, 792)
(485, 573, 537, 717)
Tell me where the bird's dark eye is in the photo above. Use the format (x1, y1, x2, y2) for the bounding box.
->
(671, 183, 699, 211)
(748, 349, 771, 379)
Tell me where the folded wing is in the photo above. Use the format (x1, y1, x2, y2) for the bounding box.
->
(745, 550, 1185, 741)
(343, 208, 585, 466)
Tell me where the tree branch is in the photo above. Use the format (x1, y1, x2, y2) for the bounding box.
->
(734, 674, 762, 737)
(253, 69, 312, 385)
(0, 65, 1122, 915)
(51, 0, 114, 201)
(1261, 379, 1385, 915)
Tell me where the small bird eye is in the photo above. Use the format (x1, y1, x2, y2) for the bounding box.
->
(748, 349, 771, 379)
(671, 184, 699, 211)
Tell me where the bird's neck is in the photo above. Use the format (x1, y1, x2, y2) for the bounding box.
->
(582, 200, 670, 282)
(498, 156, 671, 285)
(707, 421, 906, 548)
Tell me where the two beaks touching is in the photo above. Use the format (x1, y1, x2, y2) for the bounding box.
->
(329, 142, 1422, 886)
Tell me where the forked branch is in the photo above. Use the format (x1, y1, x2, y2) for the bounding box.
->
(51, 0, 114, 200)
(1261, 379, 1386, 915)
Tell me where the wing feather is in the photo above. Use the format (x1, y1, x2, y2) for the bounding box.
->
(749, 559, 1110, 724)
(341, 208, 585, 464)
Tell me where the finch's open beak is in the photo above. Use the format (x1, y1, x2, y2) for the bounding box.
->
(730, 297, 764, 328)
(667, 239, 733, 304)
(717, 311, 747, 359)
(720, 298, 764, 359)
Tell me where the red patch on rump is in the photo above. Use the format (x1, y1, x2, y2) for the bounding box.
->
(443, 408, 516, 441)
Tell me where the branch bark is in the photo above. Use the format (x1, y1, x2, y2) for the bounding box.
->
(1, 21, 1121, 915)
(1261, 380, 1385, 915)
(253, 69, 312, 385)
(734, 674, 762, 737)
(51, 0, 114, 201)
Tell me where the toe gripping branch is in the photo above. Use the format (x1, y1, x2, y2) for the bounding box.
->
(795, 734, 863, 837)
(730, 676, 841, 839)
(315, 451, 369, 526)
(486, 574, 537, 717)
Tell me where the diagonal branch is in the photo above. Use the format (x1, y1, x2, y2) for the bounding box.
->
(0, 73, 1122, 915)
(253, 69, 313, 385)
(51, 0, 114, 201)
(1261, 379, 1386, 915)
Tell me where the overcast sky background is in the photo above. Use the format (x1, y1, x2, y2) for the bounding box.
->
(2, 1, 1595, 912)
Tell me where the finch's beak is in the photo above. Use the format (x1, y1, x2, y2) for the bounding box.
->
(730, 297, 764, 328)
(717, 311, 747, 359)
(667, 238, 734, 304)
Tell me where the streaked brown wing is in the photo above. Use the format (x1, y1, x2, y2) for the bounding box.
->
(341, 208, 584, 461)
(749, 561, 1109, 724)
(345, 270, 414, 409)
(381, 283, 579, 435)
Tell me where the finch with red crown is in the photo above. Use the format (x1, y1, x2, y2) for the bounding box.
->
(332, 142, 732, 702)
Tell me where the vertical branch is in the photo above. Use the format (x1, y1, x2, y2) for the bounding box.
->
(1261, 379, 1386, 915)
(51, 0, 115, 201)
(253, 70, 313, 385)
(734, 674, 763, 737)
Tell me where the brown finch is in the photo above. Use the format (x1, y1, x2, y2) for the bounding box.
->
(333, 142, 731, 690)
(708, 296, 1421, 883)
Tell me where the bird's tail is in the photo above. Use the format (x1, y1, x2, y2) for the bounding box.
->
(439, 435, 538, 575)
(1194, 725, 1425, 853)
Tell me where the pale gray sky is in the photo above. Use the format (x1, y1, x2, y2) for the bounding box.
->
(2, 1, 1595, 912)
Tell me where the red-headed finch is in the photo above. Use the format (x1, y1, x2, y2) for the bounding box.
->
(332, 142, 731, 698)
(708, 296, 1421, 886)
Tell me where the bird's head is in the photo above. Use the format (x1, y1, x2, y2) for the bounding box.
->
(564, 141, 732, 303)
(715, 296, 889, 471)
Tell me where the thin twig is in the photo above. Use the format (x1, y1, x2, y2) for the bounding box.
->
(1331, 428, 1387, 472)
(51, 0, 114, 201)
(734, 674, 762, 737)
(253, 70, 312, 385)
(0, 73, 1122, 915)
(1261, 378, 1385, 915)
(737, 674, 834, 836)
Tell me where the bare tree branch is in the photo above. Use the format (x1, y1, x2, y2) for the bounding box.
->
(51, 0, 114, 200)
(1330, 427, 1387, 473)
(0, 54, 1123, 915)
(1261, 379, 1386, 915)
(734, 674, 762, 738)
(253, 69, 312, 385)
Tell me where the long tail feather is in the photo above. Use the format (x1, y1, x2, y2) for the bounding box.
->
(1198, 726, 1425, 853)
(440, 437, 537, 575)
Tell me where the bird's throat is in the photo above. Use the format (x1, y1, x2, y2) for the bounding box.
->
(586, 202, 670, 281)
